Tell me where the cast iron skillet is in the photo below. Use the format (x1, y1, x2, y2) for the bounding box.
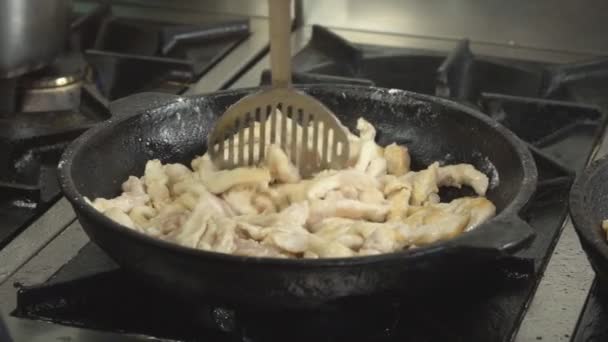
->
(570, 156, 608, 284)
(58, 85, 537, 309)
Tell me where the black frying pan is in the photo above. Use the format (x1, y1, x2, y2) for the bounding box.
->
(570, 156, 608, 284)
(58, 85, 537, 309)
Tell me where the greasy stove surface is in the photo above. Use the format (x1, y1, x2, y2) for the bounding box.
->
(0, 3, 252, 251)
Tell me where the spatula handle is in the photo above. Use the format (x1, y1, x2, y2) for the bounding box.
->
(268, 0, 292, 88)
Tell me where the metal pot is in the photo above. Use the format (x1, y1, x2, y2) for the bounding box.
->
(0, 0, 71, 78)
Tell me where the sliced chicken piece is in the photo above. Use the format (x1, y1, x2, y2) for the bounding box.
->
(90, 176, 149, 213)
(191, 154, 216, 175)
(324, 190, 346, 201)
(309, 217, 357, 233)
(91, 196, 138, 214)
(367, 157, 387, 178)
(387, 188, 411, 222)
(603, 220, 608, 239)
(235, 221, 268, 241)
(222, 187, 258, 215)
(424, 193, 440, 205)
(143, 160, 171, 210)
(307, 169, 379, 200)
(358, 248, 382, 256)
(410, 162, 439, 205)
(321, 186, 359, 202)
(172, 191, 229, 248)
(175, 192, 198, 210)
(233, 237, 289, 258)
(384, 143, 410, 176)
(270, 201, 310, 228)
(354, 140, 381, 173)
(103, 207, 136, 230)
(309, 239, 355, 258)
(173, 183, 234, 217)
(266, 144, 301, 183)
(200, 167, 271, 194)
(361, 225, 397, 253)
(129, 205, 157, 228)
(398, 208, 468, 246)
(335, 234, 365, 250)
(350, 221, 385, 239)
(272, 181, 312, 208)
(308, 199, 389, 225)
(211, 218, 238, 253)
(154, 210, 189, 236)
(266, 229, 311, 254)
(437, 164, 489, 196)
(340, 185, 359, 199)
(381, 174, 412, 196)
(359, 187, 385, 204)
(314, 223, 352, 241)
(198, 216, 237, 253)
(252, 192, 277, 214)
(440, 197, 496, 231)
(235, 202, 309, 229)
(312, 218, 364, 249)
(303, 251, 319, 259)
(164, 163, 193, 187)
(357, 117, 376, 141)
(123, 175, 147, 196)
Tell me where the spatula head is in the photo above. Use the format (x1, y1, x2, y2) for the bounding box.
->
(208, 88, 350, 177)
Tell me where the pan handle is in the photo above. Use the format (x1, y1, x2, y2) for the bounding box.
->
(108, 92, 185, 118)
(446, 215, 535, 256)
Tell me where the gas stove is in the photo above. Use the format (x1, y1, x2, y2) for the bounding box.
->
(1, 2, 608, 342)
(0, 2, 269, 252)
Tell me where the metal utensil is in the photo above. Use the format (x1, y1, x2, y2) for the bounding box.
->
(208, 0, 350, 177)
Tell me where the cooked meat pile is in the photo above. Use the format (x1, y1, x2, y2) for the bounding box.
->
(88, 112, 496, 258)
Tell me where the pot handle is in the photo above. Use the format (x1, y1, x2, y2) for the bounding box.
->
(447, 215, 536, 256)
(108, 92, 185, 118)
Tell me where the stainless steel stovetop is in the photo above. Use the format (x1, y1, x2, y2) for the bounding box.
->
(2, 1, 608, 341)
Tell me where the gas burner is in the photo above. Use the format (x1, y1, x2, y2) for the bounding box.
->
(19, 53, 86, 113)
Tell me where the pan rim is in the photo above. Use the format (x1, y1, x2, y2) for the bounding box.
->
(570, 156, 608, 269)
(58, 85, 537, 267)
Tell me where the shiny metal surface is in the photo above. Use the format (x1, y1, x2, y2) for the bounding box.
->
(103, 0, 270, 17)
(185, 16, 270, 94)
(0, 199, 75, 286)
(0, 0, 71, 78)
(106, 0, 608, 55)
(20, 82, 82, 113)
(298, 0, 608, 56)
(231, 25, 597, 90)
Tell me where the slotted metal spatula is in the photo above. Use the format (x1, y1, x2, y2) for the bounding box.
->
(208, 0, 350, 177)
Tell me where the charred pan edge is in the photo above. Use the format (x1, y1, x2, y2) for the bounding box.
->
(58, 85, 537, 267)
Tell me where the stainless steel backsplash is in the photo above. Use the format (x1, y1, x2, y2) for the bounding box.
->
(98, 0, 608, 56)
